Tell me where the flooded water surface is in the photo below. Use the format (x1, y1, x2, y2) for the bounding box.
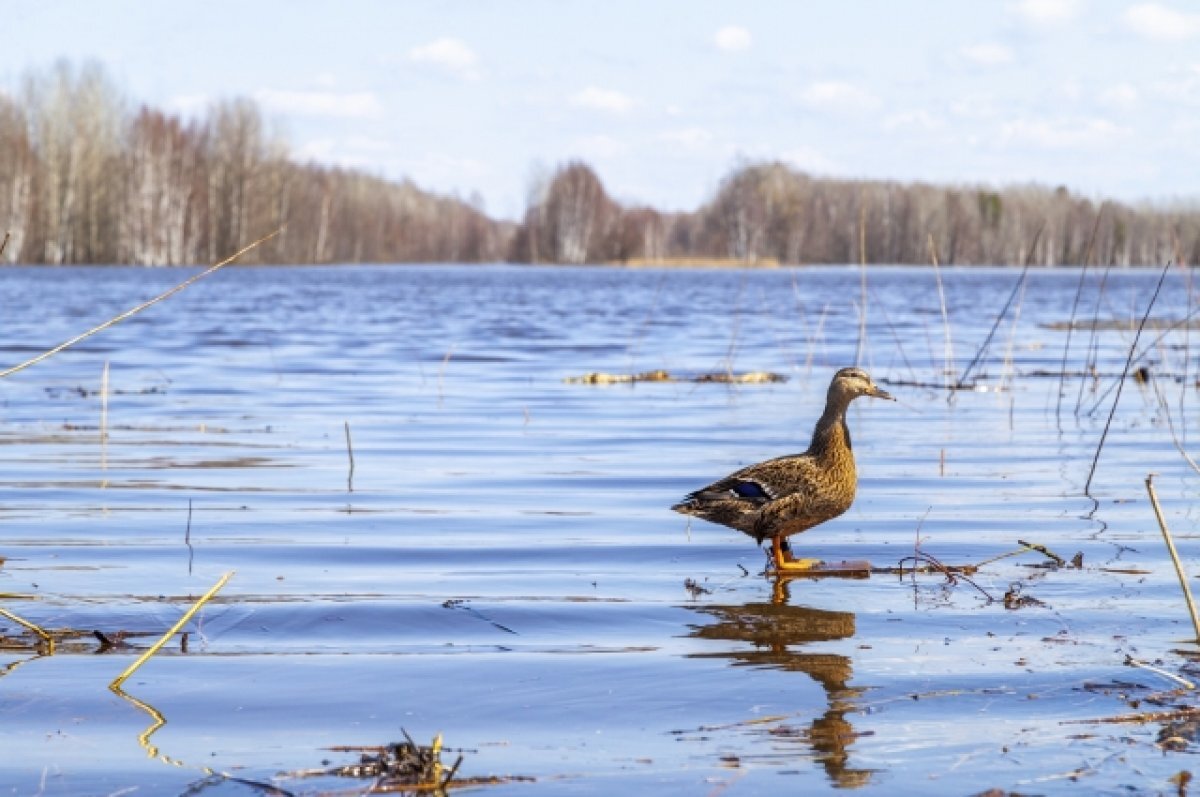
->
(2, 263, 1199, 795)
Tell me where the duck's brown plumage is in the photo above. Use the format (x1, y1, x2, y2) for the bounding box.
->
(672, 367, 892, 553)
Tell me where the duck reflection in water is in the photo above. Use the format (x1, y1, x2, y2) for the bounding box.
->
(683, 580, 874, 789)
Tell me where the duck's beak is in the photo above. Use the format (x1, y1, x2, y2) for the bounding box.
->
(867, 383, 894, 401)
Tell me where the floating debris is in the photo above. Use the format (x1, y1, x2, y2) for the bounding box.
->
(564, 370, 787, 385)
(564, 370, 670, 384)
(283, 730, 534, 792)
(1003, 583, 1048, 610)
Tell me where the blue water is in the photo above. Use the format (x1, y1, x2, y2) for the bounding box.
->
(1, 263, 1198, 795)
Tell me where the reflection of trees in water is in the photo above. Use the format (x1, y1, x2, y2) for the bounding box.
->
(683, 581, 874, 789)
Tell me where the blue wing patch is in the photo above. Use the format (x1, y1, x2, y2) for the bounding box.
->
(732, 480, 771, 499)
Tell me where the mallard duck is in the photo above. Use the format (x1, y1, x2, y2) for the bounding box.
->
(672, 367, 893, 573)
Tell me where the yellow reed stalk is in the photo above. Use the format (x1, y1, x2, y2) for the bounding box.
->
(0, 606, 54, 653)
(0, 229, 281, 380)
(1146, 475, 1200, 643)
(110, 570, 234, 689)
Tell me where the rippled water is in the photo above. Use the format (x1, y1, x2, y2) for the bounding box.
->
(1, 263, 1198, 795)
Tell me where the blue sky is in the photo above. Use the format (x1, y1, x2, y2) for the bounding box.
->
(4, 0, 1199, 219)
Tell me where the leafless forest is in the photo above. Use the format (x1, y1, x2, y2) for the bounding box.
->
(1, 62, 1197, 267)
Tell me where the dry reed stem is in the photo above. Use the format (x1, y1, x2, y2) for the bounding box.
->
(1085, 300, 1200, 417)
(855, 199, 868, 367)
(1075, 263, 1114, 416)
(1153, 378, 1200, 477)
(0, 231, 10, 258)
(0, 229, 282, 381)
(110, 570, 234, 688)
(0, 606, 55, 652)
(1124, 654, 1195, 690)
(1083, 262, 1171, 495)
(1146, 474, 1200, 643)
(926, 233, 955, 389)
(1056, 207, 1103, 430)
(956, 223, 1042, 388)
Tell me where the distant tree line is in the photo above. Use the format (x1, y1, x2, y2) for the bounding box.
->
(1, 62, 1196, 267)
(516, 161, 1200, 267)
(0, 61, 508, 265)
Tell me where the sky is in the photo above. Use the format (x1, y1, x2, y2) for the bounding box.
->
(3, 0, 1199, 219)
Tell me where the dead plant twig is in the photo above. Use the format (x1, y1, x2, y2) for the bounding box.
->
(1146, 474, 1200, 643)
(0, 229, 281, 380)
(927, 233, 955, 389)
(1153, 377, 1200, 477)
(1056, 206, 1104, 430)
(1125, 655, 1195, 690)
(1016, 539, 1068, 567)
(1084, 262, 1171, 496)
(956, 223, 1042, 388)
(110, 570, 234, 689)
(0, 607, 54, 653)
(895, 552, 995, 602)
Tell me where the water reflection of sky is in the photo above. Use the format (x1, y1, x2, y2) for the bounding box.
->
(1, 264, 1198, 793)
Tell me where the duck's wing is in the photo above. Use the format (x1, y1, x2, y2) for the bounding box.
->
(680, 454, 809, 507)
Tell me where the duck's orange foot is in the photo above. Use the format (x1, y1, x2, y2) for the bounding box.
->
(769, 538, 871, 578)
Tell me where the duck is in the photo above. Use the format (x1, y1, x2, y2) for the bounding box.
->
(672, 367, 893, 573)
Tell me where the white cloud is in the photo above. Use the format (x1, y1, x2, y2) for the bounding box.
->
(960, 42, 1014, 66)
(714, 25, 752, 52)
(1151, 63, 1200, 104)
(658, 127, 714, 150)
(799, 81, 879, 112)
(1010, 0, 1082, 26)
(256, 89, 383, 119)
(1124, 3, 1200, 40)
(408, 37, 481, 80)
(884, 110, 944, 131)
(1100, 82, 1139, 107)
(1001, 117, 1126, 148)
(570, 86, 634, 113)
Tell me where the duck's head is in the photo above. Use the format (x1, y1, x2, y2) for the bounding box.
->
(829, 367, 893, 403)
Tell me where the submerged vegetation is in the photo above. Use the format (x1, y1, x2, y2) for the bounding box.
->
(2, 61, 1199, 267)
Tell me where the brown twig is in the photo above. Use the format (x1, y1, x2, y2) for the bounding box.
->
(1152, 377, 1200, 477)
(1147, 474, 1200, 643)
(1056, 205, 1104, 430)
(956, 223, 1042, 388)
(1016, 539, 1067, 567)
(0, 231, 10, 259)
(927, 233, 956, 389)
(1084, 262, 1172, 495)
(895, 552, 995, 601)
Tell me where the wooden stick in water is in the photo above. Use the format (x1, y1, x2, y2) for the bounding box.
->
(0, 229, 281, 380)
(0, 607, 55, 653)
(1146, 474, 1200, 643)
(110, 570, 234, 689)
